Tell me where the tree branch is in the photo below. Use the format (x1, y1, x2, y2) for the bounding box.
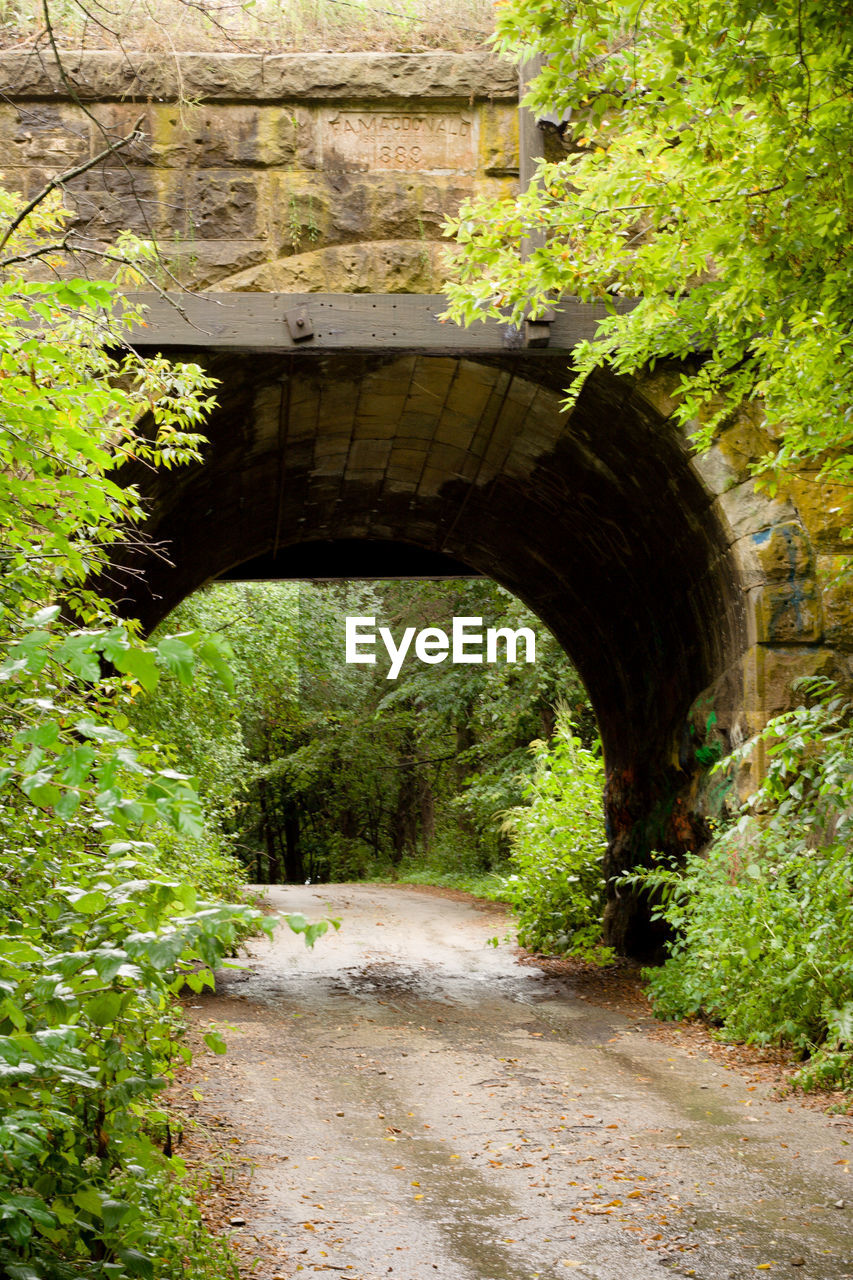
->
(0, 118, 144, 253)
(0, 235, 72, 268)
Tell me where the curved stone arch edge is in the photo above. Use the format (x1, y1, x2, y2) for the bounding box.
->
(636, 368, 853, 803)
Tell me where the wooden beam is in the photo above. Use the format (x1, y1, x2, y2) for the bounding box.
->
(122, 292, 621, 353)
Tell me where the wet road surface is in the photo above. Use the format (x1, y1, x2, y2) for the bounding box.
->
(184, 884, 852, 1280)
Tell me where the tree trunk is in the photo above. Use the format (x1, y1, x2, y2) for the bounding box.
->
(418, 769, 435, 852)
(257, 779, 281, 883)
(283, 810, 304, 883)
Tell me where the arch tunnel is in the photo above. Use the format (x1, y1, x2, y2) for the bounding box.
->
(115, 338, 749, 959)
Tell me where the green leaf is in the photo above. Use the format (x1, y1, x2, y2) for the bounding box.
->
(828, 1002, 853, 1046)
(29, 721, 60, 749)
(101, 1197, 132, 1230)
(113, 645, 160, 692)
(5, 1194, 56, 1229)
(130, 933, 185, 971)
(4, 1264, 44, 1280)
(283, 912, 308, 935)
(74, 718, 126, 744)
(85, 991, 126, 1027)
(60, 743, 96, 786)
(72, 1186, 103, 1218)
(56, 633, 102, 682)
(1, 998, 27, 1031)
(157, 636, 196, 685)
(23, 779, 62, 810)
(54, 789, 80, 820)
(69, 890, 108, 915)
(203, 1030, 227, 1055)
(198, 635, 234, 693)
(32, 605, 61, 626)
(303, 920, 330, 948)
(117, 1248, 155, 1279)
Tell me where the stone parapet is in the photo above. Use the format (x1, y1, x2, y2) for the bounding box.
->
(0, 51, 518, 103)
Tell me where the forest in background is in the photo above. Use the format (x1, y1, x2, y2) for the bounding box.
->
(131, 578, 599, 898)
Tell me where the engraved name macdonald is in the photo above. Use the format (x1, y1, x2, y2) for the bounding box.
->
(323, 111, 476, 171)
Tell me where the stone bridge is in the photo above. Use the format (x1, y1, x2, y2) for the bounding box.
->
(1, 50, 850, 954)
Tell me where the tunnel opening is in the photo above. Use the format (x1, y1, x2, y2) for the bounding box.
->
(140, 574, 597, 919)
(112, 348, 749, 959)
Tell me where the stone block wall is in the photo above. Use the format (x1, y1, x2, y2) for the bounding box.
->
(637, 372, 853, 800)
(0, 51, 518, 291)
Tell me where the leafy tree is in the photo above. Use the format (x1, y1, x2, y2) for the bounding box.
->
(0, 186, 282, 1275)
(444, 0, 853, 485)
(377, 579, 591, 872)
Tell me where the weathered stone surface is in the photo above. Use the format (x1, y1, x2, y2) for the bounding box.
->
(0, 51, 517, 103)
(222, 240, 446, 293)
(749, 521, 815, 583)
(716, 478, 798, 542)
(745, 579, 823, 645)
(479, 103, 518, 176)
(263, 52, 518, 102)
(634, 367, 686, 422)
(149, 104, 303, 169)
(59, 167, 177, 236)
(0, 56, 517, 298)
(817, 554, 853, 651)
(729, 522, 818, 603)
(713, 402, 774, 478)
(160, 239, 270, 289)
(690, 441, 741, 498)
(742, 645, 848, 734)
(788, 471, 853, 553)
(687, 662, 748, 754)
(0, 102, 90, 169)
(183, 170, 262, 240)
(321, 106, 477, 174)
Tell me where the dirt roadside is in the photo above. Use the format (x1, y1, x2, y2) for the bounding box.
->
(169, 883, 853, 1280)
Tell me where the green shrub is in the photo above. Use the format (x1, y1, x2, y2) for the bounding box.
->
(623, 679, 853, 1093)
(499, 713, 612, 961)
(0, 822, 274, 1278)
(0, 216, 270, 1274)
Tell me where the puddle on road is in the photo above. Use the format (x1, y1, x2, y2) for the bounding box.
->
(219, 955, 550, 1014)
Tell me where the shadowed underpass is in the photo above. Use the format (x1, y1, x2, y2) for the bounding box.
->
(179, 885, 853, 1280)
(116, 340, 759, 958)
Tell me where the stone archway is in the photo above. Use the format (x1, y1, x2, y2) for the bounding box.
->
(111, 345, 814, 957)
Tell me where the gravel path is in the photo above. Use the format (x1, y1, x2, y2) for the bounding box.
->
(180, 884, 853, 1280)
